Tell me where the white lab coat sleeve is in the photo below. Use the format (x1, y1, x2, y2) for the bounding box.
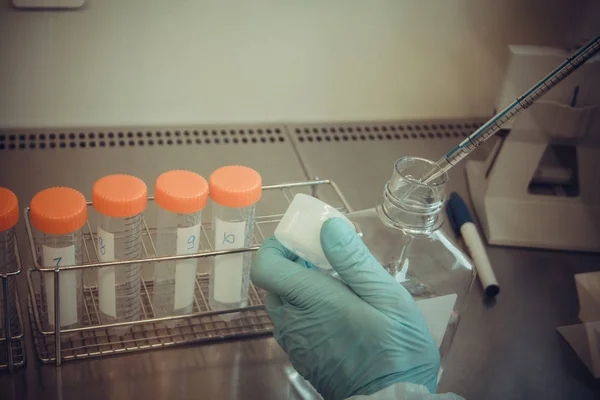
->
(347, 382, 465, 400)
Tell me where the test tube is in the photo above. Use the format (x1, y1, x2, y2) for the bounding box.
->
(153, 170, 208, 318)
(208, 166, 262, 311)
(30, 187, 87, 331)
(0, 188, 19, 339)
(92, 175, 147, 327)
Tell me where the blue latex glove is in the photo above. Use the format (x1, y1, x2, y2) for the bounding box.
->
(251, 218, 440, 400)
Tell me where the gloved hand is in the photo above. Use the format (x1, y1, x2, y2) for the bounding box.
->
(251, 218, 440, 400)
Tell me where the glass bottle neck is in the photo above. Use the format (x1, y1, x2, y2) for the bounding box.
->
(376, 157, 447, 236)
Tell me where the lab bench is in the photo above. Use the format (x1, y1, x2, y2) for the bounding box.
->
(0, 119, 598, 399)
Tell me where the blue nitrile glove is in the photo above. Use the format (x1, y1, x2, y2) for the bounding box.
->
(251, 218, 440, 400)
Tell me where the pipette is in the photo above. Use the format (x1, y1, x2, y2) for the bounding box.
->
(423, 35, 600, 184)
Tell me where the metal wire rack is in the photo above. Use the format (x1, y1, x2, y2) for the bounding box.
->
(1, 237, 27, 372)
(25, 179, 351, 366)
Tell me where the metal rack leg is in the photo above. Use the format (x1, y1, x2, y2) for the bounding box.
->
(2, 275, 13, 372)
(54, 269, 62, 367)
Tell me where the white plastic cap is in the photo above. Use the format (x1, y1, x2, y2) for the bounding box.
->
(274, 193, 354, 269)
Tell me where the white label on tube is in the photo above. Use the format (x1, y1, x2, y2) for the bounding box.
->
(213, 218, 246, 304)
(42, 245, 78, 327)
(174, 223, 201, 310)
(97, 227, 116, 317)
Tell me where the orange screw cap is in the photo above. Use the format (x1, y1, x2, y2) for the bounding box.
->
(0, 187, 19, 232)
(209, 166, 262, 208)
(30, 187, 87, 235)
(92, 174, 148, 218)
(155, 170, 209, 214)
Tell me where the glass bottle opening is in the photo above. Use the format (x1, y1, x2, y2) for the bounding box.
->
(394, 157, 447, 188)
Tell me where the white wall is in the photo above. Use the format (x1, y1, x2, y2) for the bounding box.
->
(0, 0, 595, 128)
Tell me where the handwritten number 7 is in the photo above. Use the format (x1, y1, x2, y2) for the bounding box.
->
(53, 257, 62, 267)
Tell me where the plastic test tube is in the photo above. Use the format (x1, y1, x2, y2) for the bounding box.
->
(30, 187, 87, 331)
(93, 175, 147, 327)
(153, 170, 209, 318)
(208, 166, 262, 311)
(0, 188, 20, 339)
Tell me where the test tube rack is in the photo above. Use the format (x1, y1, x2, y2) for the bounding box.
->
(24, 179, 351, 366)
(0, 235, 27, 372)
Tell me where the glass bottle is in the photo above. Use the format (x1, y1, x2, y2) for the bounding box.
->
(345, 157, 475, 360)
